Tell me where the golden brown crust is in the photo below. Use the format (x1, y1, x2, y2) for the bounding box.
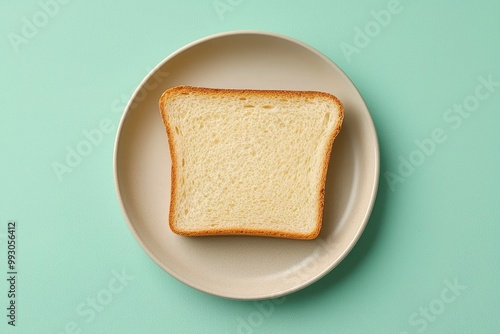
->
(159, 89, 179, 235)
(314, 98, 344, 239)
(159, 85, 344, 240)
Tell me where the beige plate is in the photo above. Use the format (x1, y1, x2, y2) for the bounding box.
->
(114, 31, 379, 300)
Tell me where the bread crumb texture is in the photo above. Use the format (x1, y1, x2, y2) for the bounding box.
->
(160, 86, 343, 239)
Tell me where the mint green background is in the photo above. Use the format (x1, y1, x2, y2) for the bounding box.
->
(1, 0, 499, 333)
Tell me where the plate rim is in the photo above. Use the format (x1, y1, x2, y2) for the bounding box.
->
(113, 30, 380, 300)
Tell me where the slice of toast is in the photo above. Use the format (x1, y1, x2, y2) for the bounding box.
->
(159, 86, 343, 239)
